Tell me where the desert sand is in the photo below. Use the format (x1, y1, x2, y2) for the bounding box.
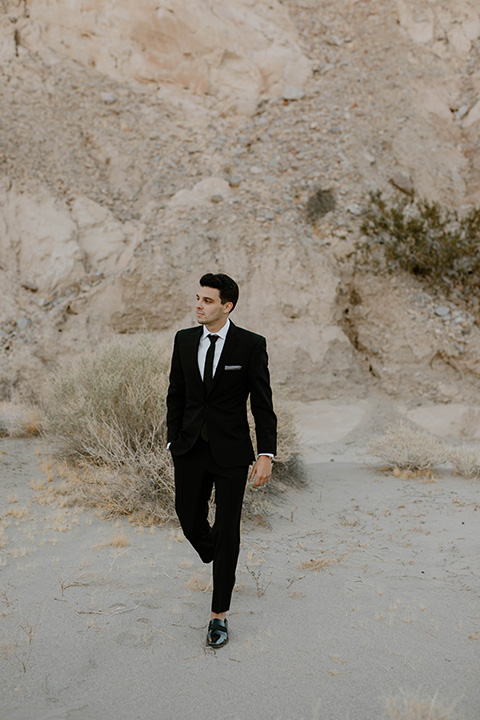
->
(1, 400, 480, 720)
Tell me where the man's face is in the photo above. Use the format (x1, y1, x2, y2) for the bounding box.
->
(195, 286, 232, 331)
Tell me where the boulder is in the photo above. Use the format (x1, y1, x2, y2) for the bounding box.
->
(0, 187, 84, 293)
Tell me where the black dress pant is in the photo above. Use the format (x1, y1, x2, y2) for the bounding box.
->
(172, 437, 249, 613)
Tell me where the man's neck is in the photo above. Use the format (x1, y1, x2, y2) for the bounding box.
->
(205, 317, 229, 334)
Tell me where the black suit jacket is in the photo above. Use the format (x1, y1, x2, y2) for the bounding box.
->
(166, 321, 277, 467)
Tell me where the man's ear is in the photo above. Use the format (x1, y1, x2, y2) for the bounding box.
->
(223, 302, 233, 314)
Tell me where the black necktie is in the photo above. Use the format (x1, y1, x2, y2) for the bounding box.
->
(204, 334, 219, 393)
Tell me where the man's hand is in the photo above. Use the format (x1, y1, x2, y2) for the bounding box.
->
(249, 455, 272, 489)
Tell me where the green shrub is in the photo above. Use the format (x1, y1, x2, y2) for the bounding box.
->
(359, 191, 480, 297)
(42, 335, 302, 524)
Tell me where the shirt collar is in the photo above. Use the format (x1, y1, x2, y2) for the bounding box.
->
(201, 317, 230, 341)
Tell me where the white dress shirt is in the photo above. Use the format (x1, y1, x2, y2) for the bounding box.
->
(197, 318, 230, 380)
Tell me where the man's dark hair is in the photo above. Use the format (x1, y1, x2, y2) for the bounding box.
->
(200, 273, 239, 311)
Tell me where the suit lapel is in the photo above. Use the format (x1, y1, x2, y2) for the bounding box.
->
(207, 321, 239, 396)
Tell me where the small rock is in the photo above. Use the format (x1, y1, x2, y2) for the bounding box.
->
(456, 104, 469, 120)
(363, 151, 376, 164)
(210, 195, 224, 203)
(282, 85, 305, 101)
(434, 306, 450, 317)
(16, 318, 32, 331)
(21, 281, 38, 292)
(101, 92, 118, 105)
(390, 172, 414, 195)
(264, 211, 274, 220)
(348, 203, 362, 216)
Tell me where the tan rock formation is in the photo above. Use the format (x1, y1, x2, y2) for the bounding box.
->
(0, 184, 84, 293)
(15, 0, 310, 113)
(392, 0, 480, 205)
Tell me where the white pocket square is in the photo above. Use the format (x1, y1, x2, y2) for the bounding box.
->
(225, 365, 242, 370)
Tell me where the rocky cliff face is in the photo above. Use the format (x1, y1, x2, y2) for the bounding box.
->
(1, 0, 480, 404)
(21, 0, 311, 116)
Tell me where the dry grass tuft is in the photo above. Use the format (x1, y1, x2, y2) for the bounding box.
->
(366, 422, 480, 481)
(186, 575, 212, 592)
(106, 533, 130, 548)
(365, 422, 448, 471)
(0, 620, 37, 673)
(385, 693, 454, 720)
(392, 467, 437, 483)
(450, 445, 480, 478)
(300, 555, 341, 572)
(0, 402, 43, 438)
(42, 335, 301, 525)
(6, 506, 28, 519)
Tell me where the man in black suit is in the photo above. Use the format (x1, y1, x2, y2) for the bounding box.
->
(166, 273, 277, 648)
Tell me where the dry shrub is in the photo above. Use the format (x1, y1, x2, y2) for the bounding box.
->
(52, 461, 174, 525)
(42, 336, 175, 524)
(42, 335, 302, 525)
(0, 402, 43, 437)
(392, 467, 437, 483)
(385, 693, 454, 720)
(365, 422, 448, 471)
(450, 445, 480, 478)
(243, 389, 305, 520)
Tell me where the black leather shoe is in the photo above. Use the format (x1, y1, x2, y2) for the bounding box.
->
(206, 618, 228, 648)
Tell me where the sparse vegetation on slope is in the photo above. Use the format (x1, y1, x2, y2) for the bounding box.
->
(359, 191, 480, 303)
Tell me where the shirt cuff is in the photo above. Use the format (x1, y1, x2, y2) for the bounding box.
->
(258, 453, 274, 459)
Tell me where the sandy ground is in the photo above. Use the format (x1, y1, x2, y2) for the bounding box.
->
(1, 399, 480, 720)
